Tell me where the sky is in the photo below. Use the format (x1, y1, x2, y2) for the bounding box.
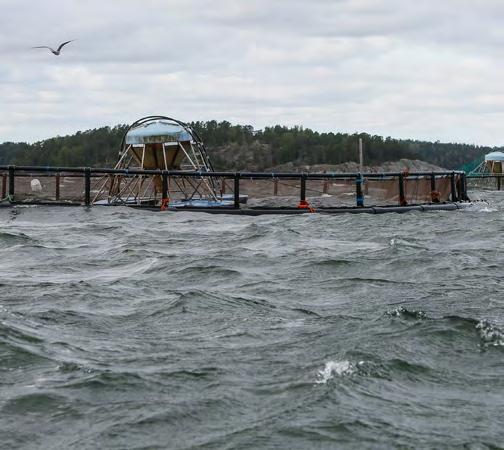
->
(1, 0, 504, 145)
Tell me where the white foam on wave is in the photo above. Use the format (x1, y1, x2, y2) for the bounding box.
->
(316, 360, 356, 384)
(476, 320, 504, 346)
(467, 202, 498, 213)
(479, 207, 498, 213)
(388, 237, 423, 249)
(386, 306, 427, 319)
(469, 204, 498, 213)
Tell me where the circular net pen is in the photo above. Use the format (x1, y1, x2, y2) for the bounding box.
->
(467, 151, 504, 191)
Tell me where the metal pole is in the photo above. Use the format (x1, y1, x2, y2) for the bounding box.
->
(456, 174, 462, 202)
(162, 171, 168, 199)
(462, 173, 469, 201)
(234, 174, 240, 208)
(84, 168, 91, 206)
(356, 174, 364, 207)
(450, 172, 457, 202)
(55, 173, 60, 201)
(398, 173, 407, 206)
(359, 138, 363, 173)
(8, 166, 15, 199)
(300, 174, 307, 202)
(0, 165, 463, 179)
(1, 174, 6, 199)
(430, 173, 438, 203)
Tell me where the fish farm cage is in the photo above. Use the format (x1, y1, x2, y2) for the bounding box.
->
(466, 174, 504, 191)
(0, 116, 472, 215)
(0, 165, 470, 215)
(466, 151, 504, 190)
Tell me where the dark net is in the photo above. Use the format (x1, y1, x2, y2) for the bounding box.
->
(1, 170, 463, 208)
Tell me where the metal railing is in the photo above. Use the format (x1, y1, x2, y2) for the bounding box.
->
(466, 174, 503, 190)
(0, 165, 468, 208)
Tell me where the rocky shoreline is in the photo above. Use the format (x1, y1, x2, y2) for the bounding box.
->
(265, 158, 447, 173)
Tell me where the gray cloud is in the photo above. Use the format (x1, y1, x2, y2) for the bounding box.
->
(1, 0, 504, 145)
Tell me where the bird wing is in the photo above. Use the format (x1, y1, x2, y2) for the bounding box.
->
(32, 46, 55, 51)
(57, 40, 75, 51)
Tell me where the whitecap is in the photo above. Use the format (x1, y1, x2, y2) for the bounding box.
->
(386, 306, 427, 319)
(316, 360, 356, 384)
(478, 207, 498, 213)
(476, 320, 504, 346)
(466, 202, 498, 213)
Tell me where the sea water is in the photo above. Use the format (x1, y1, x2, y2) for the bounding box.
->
(0, 192, 503, 449)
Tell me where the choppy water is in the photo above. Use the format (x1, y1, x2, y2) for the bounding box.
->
(1, 192, 503, 449)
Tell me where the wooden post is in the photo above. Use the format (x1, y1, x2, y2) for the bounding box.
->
(273, 178, 278, 196)
(497, 176, 501, 191)
(1, 174, 6, 199)
(55, 173, 60, 201)
(221, 177, 226, 195)
(323, 180, 328, 194)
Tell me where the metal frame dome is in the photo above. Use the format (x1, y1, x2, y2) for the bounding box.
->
(92, 116, 219, 206)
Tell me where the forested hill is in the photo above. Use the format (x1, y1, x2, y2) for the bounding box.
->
(0, 120, 496, 171)
(0, 126, 128, 168)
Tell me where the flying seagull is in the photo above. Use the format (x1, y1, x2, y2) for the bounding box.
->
(32, 40, 75, 55)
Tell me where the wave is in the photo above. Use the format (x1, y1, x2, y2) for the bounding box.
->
(1, 392, 75, 416)
(476, 320, 504, 347)
(386, 307, 428, 320)
(315, 360, 358, 384)
(0, 231, 35, 246)
(2, 204, 504, 448)
(385, 309, 504, 351)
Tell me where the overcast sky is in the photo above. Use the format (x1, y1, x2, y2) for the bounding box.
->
(1, 0, 504, 145)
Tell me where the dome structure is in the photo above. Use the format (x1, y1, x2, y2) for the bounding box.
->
(120, 116, 213, 172)
(93, 116, 219, 205)
(125, 121, 192, 146)
(485, 151, 504, 174)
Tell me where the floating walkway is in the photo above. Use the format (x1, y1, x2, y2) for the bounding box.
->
(139, 204, 465, 215)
